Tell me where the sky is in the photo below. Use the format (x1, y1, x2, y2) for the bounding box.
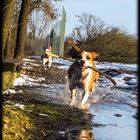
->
(62, 0, 137, 36)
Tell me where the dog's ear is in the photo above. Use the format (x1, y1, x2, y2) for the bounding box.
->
(92, 52, 100, 59)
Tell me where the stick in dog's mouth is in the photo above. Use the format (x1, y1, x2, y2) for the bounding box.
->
(87, 66, 116, 86)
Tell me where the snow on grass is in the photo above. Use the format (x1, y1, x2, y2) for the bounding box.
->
(112, 72, 138, 89)
(125, 79, 137, 85)
(14, 75, 45, 87)
(23, 62, 40, 67)
(53, 65, 70, 70)
(3, 89, 23, 95)
(52, 58, 138, 91)
(20, 57, 138, 89)
(52, 57, 138, 72)
(22, 58, 41, 70)
(53, 58, 72, 66)
(14, 103, 25, 110)
(95, 61, 138, 71)
(23, 58, 36, 62)
(12, 57, 138, 107)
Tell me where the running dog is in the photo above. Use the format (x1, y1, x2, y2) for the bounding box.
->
(41, 47, 52, 70)
(68, 51, 99, 110)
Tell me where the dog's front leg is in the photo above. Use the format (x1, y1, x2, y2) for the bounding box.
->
(42, 59, 47, 70)
(81, 91, 89, 109)
(48, 61, 52, 68)
(70, 89, 76, 106)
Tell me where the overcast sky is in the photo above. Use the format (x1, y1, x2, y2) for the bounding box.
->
(62, 0, 137, 36)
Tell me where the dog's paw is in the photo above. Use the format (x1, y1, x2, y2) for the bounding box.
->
(80, 104, 90, 111)
(70, 100, 77, 107)
(69, 102, 74, 106)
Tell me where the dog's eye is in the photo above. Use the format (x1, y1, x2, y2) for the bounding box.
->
(86, 56, 90, 60)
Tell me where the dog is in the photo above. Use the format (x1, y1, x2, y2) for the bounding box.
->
(41, 47, 52, 70)
(68, 51, 99, 110)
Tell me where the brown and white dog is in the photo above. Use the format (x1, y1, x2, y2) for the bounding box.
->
(68, 51, 99, 110)
(41, 47, 52, 70)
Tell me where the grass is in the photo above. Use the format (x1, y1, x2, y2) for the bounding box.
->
(2, 70, 22, 90)
(2, 105, 34, 140)
(2, 92, 92, 140)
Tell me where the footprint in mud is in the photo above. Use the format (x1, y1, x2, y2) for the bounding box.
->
(113, 113, 122, 117)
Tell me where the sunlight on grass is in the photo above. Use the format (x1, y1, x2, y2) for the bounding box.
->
(2, 105, 34, 140)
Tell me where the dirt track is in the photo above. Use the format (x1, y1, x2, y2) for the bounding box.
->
(3, 57, 93, 140)
(23, 59, 67, 84)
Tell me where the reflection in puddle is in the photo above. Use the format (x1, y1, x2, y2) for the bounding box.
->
(79, 130, 94, 140)
(48, 129, 94, 140)
(66, 129, 94, 140)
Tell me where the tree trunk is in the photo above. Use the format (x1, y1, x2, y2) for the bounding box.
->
(14, 0, 31, 61)
(2, 0, 16, 58)
(3, 32, 11, 60)
(4, 27, 17, 60)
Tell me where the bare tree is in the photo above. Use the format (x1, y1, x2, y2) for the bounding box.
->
(13, 0, 31, 60)
(2, 0, 16, 58)
(4, 0, 22, 60)
(28, 9, 52, 40)
(78, 13, 106, 41)
(29, 0, 57, 39)
(2, 0, 57, 61)
(69, 13, 137, 64)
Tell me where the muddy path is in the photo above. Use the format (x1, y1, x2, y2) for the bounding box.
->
(3, 56, 94, 140)
(3, 56, 138, 140)
(22, 58, 67, 84)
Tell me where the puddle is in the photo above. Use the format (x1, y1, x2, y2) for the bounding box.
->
(15, 82, 138, 140)
(90, 103, 138, 140)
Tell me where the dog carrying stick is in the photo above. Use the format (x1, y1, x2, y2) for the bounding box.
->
(48, 40, 116, 86)
(47, 52, 116, 86)
(66, 40, 116, 86)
